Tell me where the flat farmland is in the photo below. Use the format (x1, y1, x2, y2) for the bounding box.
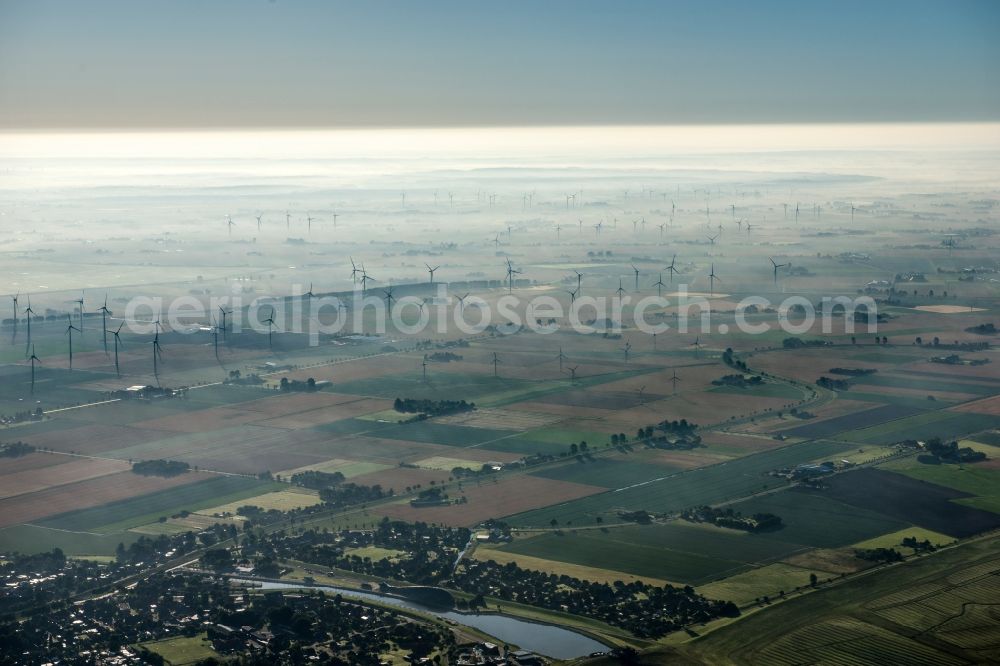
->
(532, 388, 661, 410)
(276, 458, 392, 479)
(710, 382, 804, 400)
(0, 523, 143, 556)
(850, 372, 1000, 396)
(376, 475, 604, 527)
(257, 397, 394, 429)
(840, 410, 1000, 444)
(648, 449, 736, 469)
(730, 489, 908, 548)
(0, 451, 68, 474)
(530, 457, 680, 488)
(953, 394, 1000, 416)
(226, 390, 378, 416)
(17, 422, 174, 455)
(434, 407, 565, 431)
(801, 468, 1000, 538)
(698, 562, 822, 606)
(778, 403, 923, 440)
(699, 431, 791, 455)
(289, 434, 474, 466)
(370, 421, 519, 447)
(352, 466, 451, 492)
(201, 488, 322, 515)
(685, 536, 1000, 666)
(0, 470, 209, 529)
(133, 405, 277, 433)
(36, 475, 278, 533)
(471, 544, 672, 586)
(881, 458, 1000, 514)
(0, 456, 130, 500)
(505, 439, 855, 527)
(494, 523, 803, 585)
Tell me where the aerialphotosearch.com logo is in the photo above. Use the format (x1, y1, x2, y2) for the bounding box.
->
(119, 284, 878, 343)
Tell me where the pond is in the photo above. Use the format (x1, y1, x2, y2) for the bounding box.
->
(239, 579, 610, 659)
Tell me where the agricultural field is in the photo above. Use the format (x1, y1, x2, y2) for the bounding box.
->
(495, 522, 809, 586)
(681, 534, 1000, 665)
(504, 439, 857, 527)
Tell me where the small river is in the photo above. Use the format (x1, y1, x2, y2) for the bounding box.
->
(238, 579, 609, 659)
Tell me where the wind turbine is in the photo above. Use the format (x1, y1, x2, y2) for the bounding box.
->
(24, 297, 35, 352)
(211, 316, 220, 359)
(504, 259, 521, 294)
(263, 308, 276, 349)
(691, 337, 702, 358)
(227, 215, 235, 236)
(10, 293, 17, 339)
(746, 222, 756, 238)
(652, 273, 666, 297)
(151, 328, 164, 378)
(218, 306, 232, 341)
(666, 255, 679, 283)
(425, 263, 439, 283)
(307, 214, 315, 232)
(492, 352, 500, 378)
(769, 257, 790, 284)
(286, 211, 291, 229)
(567, 288, 578, 303)
(566, 365, 578, 382)
(332, 212, 339, 227)
(383, 286, 395, 311)
(670, 368, 681, 394)
(99, 296, 112, 353)
(349, 257, 360, 284)
(76, 294, 85, 333)
(255, 213, 263, 231)
(66, 316, 81, 370)
(631, 264, 641, 291)
(708, 264, 720, 296)
(616, 279, 626, 298)
(456, 292, 469, 313)
(556, 347, 567, 372)
(360, 268, 376, 292)
(707, 233, 719, 246)
(622, 341, 631, 363)
(29, 345, 40, 394)
(573, 270, 583, 294)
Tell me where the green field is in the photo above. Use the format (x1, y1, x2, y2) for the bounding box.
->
(838, 391, 955, 409)
(698, 563, 821, 606)
(729, 489, 908, 548)
(883, 458, 1000, 513)
(839, 411, 1000, 444)
(0, 523, 142, 556)
(497, 522, 811, 585)
(138, 633, 220, 665)
(496, 529, 751, 585)
(679, 532, 1000, 665)
(530, 458, 681, 488)
(37, 476, 280, 533)
(505, 439, 856, 527)
(373, 421, 518, 447)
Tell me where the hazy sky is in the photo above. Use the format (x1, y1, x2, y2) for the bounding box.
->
(1, 0, 998, 129)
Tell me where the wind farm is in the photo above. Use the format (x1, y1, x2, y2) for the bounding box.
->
(1, 15, 1000, 663)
